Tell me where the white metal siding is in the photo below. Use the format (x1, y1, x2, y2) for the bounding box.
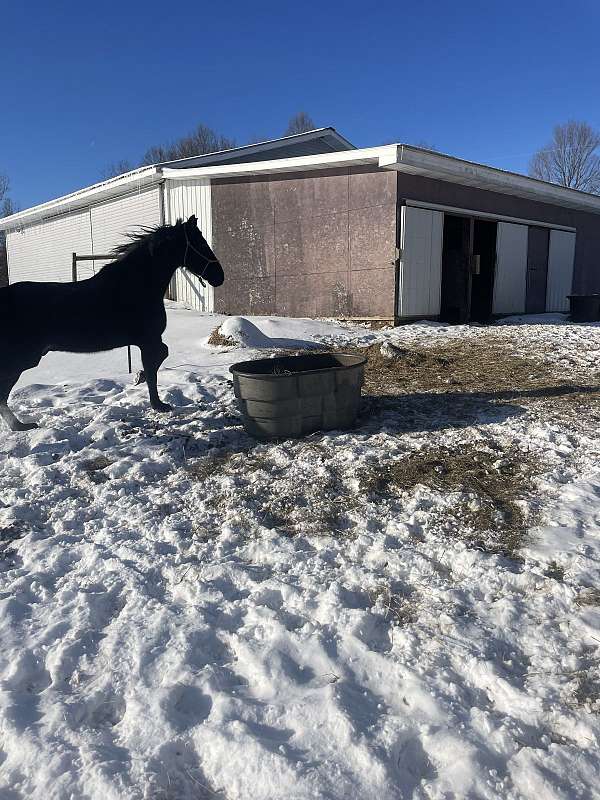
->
(6, 188, 161, 285)
(493, 222, 528, 314)
(166, 178, 213, 311)
(546, 229, 576, 313)
(6, 210, 92, 284)
(398, 206, 444, 317)
(90, 188, 161, 258)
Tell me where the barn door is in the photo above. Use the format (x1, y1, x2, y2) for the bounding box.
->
(493, 222, 528, 315)
(525, 226, 550, 314)
(398, 206, 444, 318)
(546, 229, 576, 312)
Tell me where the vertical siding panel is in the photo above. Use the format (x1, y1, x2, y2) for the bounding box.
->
(90, 188, 160, 255)
(428, 211, 444, 315)
(546, 230, 576, 312)
(168, 178, 213, 311)
(493, 222, 528, 314)
(399, 206, 444, 317)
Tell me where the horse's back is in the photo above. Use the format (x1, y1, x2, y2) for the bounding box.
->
(1, 273, 165, 362)
(1, 280, 80, 349)
(1, 280, 75, 326)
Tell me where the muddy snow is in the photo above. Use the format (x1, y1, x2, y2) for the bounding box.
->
(1, 304, 600, 799)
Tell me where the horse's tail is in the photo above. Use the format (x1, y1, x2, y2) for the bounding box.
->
(0, 285, 15, 339)
(0, 285, 9, 316)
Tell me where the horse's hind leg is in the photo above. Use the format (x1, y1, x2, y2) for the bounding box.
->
(0, 373, 38, 432)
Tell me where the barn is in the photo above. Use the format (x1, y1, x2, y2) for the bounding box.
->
(2, 130, 600, 324)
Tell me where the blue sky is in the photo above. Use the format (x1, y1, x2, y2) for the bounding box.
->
(2, 0, 599, 209)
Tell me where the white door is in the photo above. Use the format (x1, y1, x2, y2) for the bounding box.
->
(398, 206, 444, 318)
(166, 178, 213, 312)
(493, 222, 528, 315)
(546, 229, 576, 313)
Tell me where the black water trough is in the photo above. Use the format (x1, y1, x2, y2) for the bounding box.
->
(229, 353, 366, 440)
(567, 294, 600, 323)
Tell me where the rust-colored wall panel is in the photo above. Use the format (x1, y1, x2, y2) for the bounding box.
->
(213, 168, 397, 319)
(349, 204, 396, 272)
(270, 169, 349, 223)
(350, 268, 396, 318)
(212, 178, 274, 227)
(216, 221, 275, 279)
(276, 272, 352, 318)
(211, 178, 275, 284)
(275, 213, 349, 276)
(214, 276, 275, 316)
(349, 167, 397, 210)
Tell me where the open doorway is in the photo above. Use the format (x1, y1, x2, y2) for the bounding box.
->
(470, 220, 497, 322)
(440, 214, 497, 323)
(440, 215, 471, 323)
(525, 226, 549, 314)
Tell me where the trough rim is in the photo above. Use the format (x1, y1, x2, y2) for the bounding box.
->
(229, 352, 367, 379)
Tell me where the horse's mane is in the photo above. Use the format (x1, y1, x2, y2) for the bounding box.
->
(109, 219, 184, 261)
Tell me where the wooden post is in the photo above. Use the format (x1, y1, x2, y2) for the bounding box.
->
(71, 252, 77, 282)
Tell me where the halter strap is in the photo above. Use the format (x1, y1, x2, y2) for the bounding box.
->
(182, 225, 219, 287)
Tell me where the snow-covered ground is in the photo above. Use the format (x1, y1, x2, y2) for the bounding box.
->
(1, 305, 600, 800)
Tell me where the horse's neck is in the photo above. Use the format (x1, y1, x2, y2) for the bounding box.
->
(116, 247, 183, 296)
(154, 255, 183, 295)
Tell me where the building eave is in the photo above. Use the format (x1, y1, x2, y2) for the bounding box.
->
(161, 145, 395, 180)
(379, 145, 600, 213)
(0, 166, 163, 232)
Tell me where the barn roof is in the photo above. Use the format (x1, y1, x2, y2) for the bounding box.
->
(0, 128, 354, 231)
(155, 127, 355, 168)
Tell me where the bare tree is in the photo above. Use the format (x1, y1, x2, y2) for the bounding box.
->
(529, 121, 600, 193)
(0, 174, 15, 287)
(140, 123, 236, 165)
(101, 159, 135, 180)
(1, 177, 18, 226)
(284, 112, 316, 136)
(0, 174, 8, 206)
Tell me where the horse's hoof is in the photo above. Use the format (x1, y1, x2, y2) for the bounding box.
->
(151, 402, 173, 413)
(134, 370, 146, 386)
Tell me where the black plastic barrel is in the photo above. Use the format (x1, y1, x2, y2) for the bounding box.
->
(229, 352, 366, 440)
(567, 294, 600, 323)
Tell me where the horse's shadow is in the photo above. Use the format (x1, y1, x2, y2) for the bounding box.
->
(110, 382, 598, 459)
(359, 382, 598, 435)
(359, 392, 522, 434)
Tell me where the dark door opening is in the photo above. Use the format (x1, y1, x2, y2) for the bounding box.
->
(440, 215, 471, 323)
(440, 215, 498, 323)
(526, 226, 549, 314)
(470, 220, 498, 322)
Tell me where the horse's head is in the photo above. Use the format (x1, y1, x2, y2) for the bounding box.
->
(181, 215, 224, 287)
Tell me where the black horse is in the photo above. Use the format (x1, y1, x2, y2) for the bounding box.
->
(0, 215, 224, 431)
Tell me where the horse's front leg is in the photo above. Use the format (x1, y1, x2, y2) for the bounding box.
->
(0, 372, 38, 432)
(139, 340, 171, 412)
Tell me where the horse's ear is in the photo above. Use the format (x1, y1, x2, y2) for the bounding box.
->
(187, 214, 197, 227)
